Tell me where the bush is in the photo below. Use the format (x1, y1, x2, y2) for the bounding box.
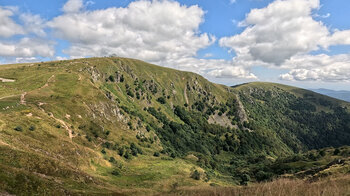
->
(127, 89, 134, 97)
(130, 143, 142, 156)
(101, 149, 106, 154)
(153, 152, 160, 157)
(109, 157, 116, 163)
(108, 75, 115, 82)
(29, 125, 36, 131)
(127, 122, 133, 129)
(124, 151, 131, 159)
(255, 171, 272, 182)
(118, 147, 124, 156)
(102, 142, 112, 149)
(136, 92, 141, 99)
(85, 135, 92, 142)
(14, 126, 23, 132)
(111, 169, 120, 176)
(334, 148, 341, 155)
(191, 170, 201, 180)
(146, 125, 151, 132)
(157, 97, 166, 104)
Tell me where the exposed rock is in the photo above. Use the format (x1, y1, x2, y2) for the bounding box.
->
(208, 111, 236, 129)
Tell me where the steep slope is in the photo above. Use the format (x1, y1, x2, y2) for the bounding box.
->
(233, 82, 350, 152)
(0, 58, 349, 195)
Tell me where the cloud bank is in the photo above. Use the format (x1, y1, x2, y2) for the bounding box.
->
(1, 0, 350, 82)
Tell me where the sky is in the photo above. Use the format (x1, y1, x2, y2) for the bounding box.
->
(1, 0, 350, 90)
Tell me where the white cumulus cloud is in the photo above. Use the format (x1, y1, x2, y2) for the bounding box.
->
(62, 0, 84, 13)
(48, 0, 254, 79)
(279, 54, 350, 82)
(220, 0, 328, 65)
(19, 13, 47, 37)
(0, 7, 24, 37)
(208, 66, 257, 79)
(0, 6, 54, 63)
(219, 0, 350, 82)
(0, 38, 55, 58)
(49, 0, 213, 61)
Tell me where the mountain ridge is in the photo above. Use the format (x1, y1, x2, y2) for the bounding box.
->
(310, 88, 350, 102)
(0, 57, 349, 195)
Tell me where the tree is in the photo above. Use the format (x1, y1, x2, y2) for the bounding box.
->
(240, 174, 250, 186)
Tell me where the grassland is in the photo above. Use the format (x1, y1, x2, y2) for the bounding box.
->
(171, 174, 350, 196)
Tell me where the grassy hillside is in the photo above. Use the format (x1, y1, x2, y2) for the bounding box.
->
(0, 58, 349, 195)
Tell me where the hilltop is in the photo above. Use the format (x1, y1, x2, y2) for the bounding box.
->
(0, 57, 349, 195)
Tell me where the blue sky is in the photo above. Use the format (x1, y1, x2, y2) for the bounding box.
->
(1, 0, 350, 90)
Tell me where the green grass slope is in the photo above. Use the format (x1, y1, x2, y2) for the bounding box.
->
(0, 58, 349, 195)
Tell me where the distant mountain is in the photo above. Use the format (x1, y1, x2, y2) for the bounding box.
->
(311, 88, 350, 102)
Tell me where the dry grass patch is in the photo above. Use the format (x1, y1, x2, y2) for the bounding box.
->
(171, 175, 350, 196)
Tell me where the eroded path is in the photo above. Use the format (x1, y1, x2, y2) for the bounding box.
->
(49, 112, 74, 140)
(0, 75, 55, 104)
(1, 74, 74, 140)
(0, 94, 19, 100)
(38, 103, 75, 140)
(20, 92, 27, 105)
(0, 78, 15, 82)
(39, 75, 55, 90)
